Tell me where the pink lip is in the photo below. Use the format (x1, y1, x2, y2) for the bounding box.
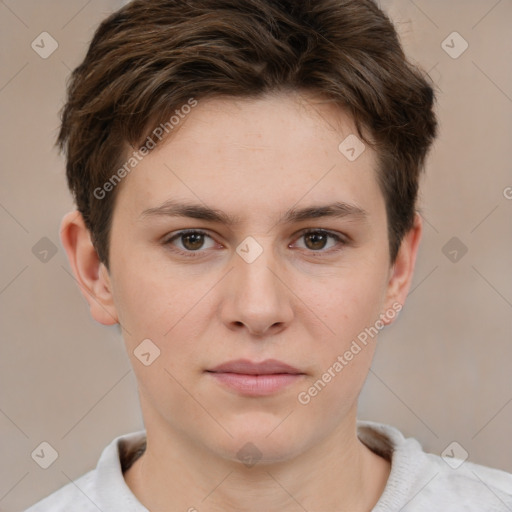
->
(208, 359, 302, 375)
(206, 359, 305, 396)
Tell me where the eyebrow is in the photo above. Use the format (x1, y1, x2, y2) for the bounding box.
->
(139, 199, 368, 225)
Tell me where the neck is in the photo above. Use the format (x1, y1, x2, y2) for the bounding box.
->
(124, 408, 391, 511)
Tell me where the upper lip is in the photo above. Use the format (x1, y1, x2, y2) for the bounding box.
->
(207, 359, 303, 375)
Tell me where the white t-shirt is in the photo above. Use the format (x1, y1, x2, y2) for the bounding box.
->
(24, 420, 512, 511)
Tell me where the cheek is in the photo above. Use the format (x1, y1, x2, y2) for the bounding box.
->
(113, 276, 169, 335)
(111, 261, 218, 379)
(294, 270, 387, 416)
(111, 269, 206, 407)
(111, 244, 195, 321)
(305, 260, 389, 340)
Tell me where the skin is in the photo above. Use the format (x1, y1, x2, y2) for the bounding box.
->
(61, 91, 422, 511)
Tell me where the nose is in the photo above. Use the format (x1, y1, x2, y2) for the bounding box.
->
(220, 239, 294, 337)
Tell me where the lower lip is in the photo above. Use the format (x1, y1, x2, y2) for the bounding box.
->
(207, 372, 303, 396)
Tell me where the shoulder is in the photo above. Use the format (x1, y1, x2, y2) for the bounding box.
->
(23, 430, 147, 512)
(23, 470, 98, 512)
(357, 420, 512, 511)
(419, 454, 512, 510)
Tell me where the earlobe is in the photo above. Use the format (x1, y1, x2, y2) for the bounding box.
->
(60, 210, 119, 326)
(382, 212, 423, 325)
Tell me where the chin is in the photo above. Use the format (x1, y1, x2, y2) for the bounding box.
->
(210, 414, 311, 466)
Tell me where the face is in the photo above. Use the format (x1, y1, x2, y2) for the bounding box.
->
(87, 92, 414, 464)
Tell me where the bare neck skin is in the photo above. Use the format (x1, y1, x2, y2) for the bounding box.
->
(124, 405, 391, 511)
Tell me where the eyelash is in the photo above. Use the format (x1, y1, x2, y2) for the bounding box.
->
(162, 229, 347, 258)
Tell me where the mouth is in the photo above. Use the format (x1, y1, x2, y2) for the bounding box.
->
(205, 359, 305, 396)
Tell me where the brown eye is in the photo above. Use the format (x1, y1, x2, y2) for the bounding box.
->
(181, 232, 206, 251)
(165, 230, 216, 255)
(292, 229, 345, 253)
(304, 231, 329, 250)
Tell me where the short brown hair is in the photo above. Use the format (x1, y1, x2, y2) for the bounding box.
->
(58, 0, 437, 268)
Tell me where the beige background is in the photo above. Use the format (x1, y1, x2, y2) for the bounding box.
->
(0, 1, 511, 510)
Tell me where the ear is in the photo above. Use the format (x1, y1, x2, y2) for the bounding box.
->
(381, 212, 423, 325)
(60, 210, 119, 326)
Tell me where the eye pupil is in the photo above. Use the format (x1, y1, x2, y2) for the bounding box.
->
(305, 232, 328, 250)
(182, 233, 204, 250)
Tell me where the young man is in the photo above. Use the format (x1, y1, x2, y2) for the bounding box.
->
(26, 0, 512, 510)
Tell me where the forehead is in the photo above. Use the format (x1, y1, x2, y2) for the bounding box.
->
(156, 91, 370, 167)
(117, 91, 384, 222)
